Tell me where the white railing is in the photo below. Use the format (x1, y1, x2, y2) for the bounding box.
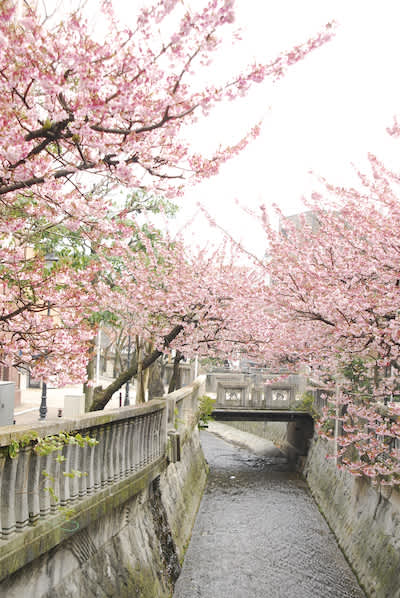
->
(0, 401, 168, 538)
(0, 375, 205, 543)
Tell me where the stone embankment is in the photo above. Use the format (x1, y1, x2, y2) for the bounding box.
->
(0, 379, 208, 598)
(305, 437, 400, 598)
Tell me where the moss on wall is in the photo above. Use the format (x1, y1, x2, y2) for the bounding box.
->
(304, 436, 400, 598)
(0, 430, 207, 598)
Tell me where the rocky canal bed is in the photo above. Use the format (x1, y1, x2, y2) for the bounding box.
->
(173, 426, 365, 598)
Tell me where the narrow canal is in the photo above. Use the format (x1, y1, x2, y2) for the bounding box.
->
(173, 430, 365, 598)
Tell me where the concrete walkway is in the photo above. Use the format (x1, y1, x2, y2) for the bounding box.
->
(13, 377, 135, 426)
(207, 420, 286, 458)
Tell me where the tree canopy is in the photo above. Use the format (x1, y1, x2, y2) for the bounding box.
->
(0, 0, 333, 383)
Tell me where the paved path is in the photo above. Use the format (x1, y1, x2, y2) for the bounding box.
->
(13, 378, 134, 426)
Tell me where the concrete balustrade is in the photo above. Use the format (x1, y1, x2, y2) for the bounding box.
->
(215, 380, 301, 410)
(0, 400, 168, 540)
(166, 376, 204, 435)
(207, 370, 308, 411)
(0, 375, 205, 586)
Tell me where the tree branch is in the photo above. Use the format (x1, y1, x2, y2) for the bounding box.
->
(88, 324, 183, 411)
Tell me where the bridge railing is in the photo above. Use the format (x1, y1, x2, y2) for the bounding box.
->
(214, 374, 306, 411)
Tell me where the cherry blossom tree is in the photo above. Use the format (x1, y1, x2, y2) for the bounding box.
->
(87, 226, 269, 410)
(0, 0, 334, 385)
(251, 156, 400, 485)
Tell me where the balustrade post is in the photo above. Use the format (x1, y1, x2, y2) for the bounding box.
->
(110, 423, 119, 483)
(161, 403, 168, 457)
(152, 413, 157, 460)
(114, 422, 125, 481)
(68, 444, 80, 503)
(0, 451, 6, 535)
(141, 415, 148, 466)
(144, 414, 151, 465)
(78, 445, 88, 499)
(59, 444, 71, 507)
(39, 454, 52, 518)
(105, 425, 114, 485)
(137, 415, 144, 467)
(128, 418, 136, 473)
(94, 426, 107, 491)
(90, 426, 102, 492)
(154, 411, 161, 459)
(86, 437, 96, 495)
(28, 453, 41, 523)
(15, 446, 31, 531)
(146, 414, 153, 463)
(49, 456, 60, 514)
(120, 421, 128, 478)
(1, 455, 18, 537)
(157, 410, 163, 458)
(135, 416, 143, 469)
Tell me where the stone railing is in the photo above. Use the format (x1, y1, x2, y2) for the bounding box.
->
(213, 373, 306, 411)
(0, 377, 204, 581)
(0, 401, 167, 539)
(165, 375, 205, 438)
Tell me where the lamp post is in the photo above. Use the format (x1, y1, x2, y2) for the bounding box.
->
(124, 335, 131, 406)
(39, 253, 58, 421)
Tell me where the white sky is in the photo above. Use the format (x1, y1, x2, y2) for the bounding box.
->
(163, 0, 400, 255)
(52, 0, 400, 255)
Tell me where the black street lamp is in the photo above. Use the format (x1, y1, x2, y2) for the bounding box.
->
(39, 253, 58, 421)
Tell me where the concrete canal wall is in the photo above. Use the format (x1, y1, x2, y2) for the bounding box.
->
(304, 436, 400, 598)
(0, 379, 208, 598)
(218, 420, 290, 451)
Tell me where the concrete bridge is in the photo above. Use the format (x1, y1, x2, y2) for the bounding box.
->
(210, 368, 319, 417)
(209, 369, 320, 456)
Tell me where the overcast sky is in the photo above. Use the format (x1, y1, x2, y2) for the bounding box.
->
(146, 0, 400, 255)
(68, 0, 400, 254)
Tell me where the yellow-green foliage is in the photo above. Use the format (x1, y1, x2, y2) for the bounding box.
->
(197, 395, 216, 428)
(295, 391, 318, 419)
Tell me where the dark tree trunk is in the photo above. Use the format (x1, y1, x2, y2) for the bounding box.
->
(148, 357, 165, 400)
(88, 324, 183, 411)
(84, 339, 96, 411)
(168, 351, 183, 393)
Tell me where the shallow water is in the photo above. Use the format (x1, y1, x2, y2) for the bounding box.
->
(173, 431, 365, 598)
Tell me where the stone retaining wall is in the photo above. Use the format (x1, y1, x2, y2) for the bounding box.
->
(304, 436, 400, 598)
(0, 378, 208, 598)
(223, 421, 290, 451)
(0, 428, 206, 598)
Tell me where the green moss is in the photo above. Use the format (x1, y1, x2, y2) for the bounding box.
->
(169, 439, 207, 559)
(125, 563, 166, 598)
(0, 457, 166, 581)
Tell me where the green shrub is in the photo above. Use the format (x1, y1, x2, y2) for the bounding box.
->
(295, 391, 318, 419)
(197, 395, 216, 429)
